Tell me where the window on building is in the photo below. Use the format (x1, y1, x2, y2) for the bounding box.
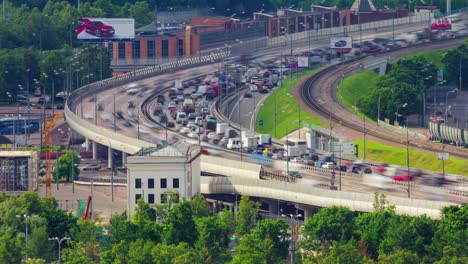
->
(162, 39, 169, 57)
(148, 194, 154, 204)
(133, 40, 140, 59)
(178, 39, 184, 57)
(135, 194, 142, 203)
(148, 178, 154, 189)
(161, 178, 167, 188)
(333, 12, 340, 27)
(135, 178, 141, 189)
(161, 193, 167, 203)
(148, 40, 155, 58)
(173, 178, 179, 188)
(118, 42, 126, 59)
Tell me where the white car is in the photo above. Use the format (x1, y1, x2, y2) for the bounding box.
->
(322, 162, 336, 169)
(187, 132, 199, 139)
(207, 132, 218, 140)
(195, 117, 204, 126)
(201, 108, 210, 115)
(179, 127, 191, 134)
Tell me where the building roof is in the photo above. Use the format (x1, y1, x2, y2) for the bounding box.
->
(137, 140, 197, 157)
(350, 0, 377, 12)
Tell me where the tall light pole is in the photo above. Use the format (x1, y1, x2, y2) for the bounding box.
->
(281, 213, 302, 264)
(445, 89, 457, 124)
(48, 237, 70, 264)
(16, 214, 35, 262)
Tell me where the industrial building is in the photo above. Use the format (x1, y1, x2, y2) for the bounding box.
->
(0, 150, 38, 193)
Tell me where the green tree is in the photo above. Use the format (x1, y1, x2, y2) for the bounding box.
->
(26, 259, 46, 264)
(355, 210, 395, 260)
(430, 204, 468, 259)
(151, 243, 202, 264)
(377, 215, 414, 258)
(442, 43, 468, 90)
(195, 215, 230, 262)
(108, 214, 139, 245)
(53, 150, 80, 182)
(378, 250, 419, 264)
(0, 233, 24, 264)
(321, 240, 374, 264)
(253, 218, 290, 261)
(434, 246, 468, 264)
(127, 239, 155, 264)
(163, 200, 197, 245)
(303, 206, 355, 248)
(236, 196, 259, 237)
(191, 194, 211, 218)
(100, 240, 129, 264)
(230, 233, 276, 264)
(219, 209, 237, 233)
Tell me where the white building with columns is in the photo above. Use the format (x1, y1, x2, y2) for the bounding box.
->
(125, 141, 201, 217)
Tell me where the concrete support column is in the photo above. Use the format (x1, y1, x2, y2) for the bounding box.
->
(108, 146, 113, 169)
(92, 141, 98, 160)
(122, 152, 127, 164)
(296, 204, 316, 220)
(262, 198, 279, 216)
(85, 138, 92, 151)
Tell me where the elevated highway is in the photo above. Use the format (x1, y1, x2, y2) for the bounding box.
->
(65, 15, 467, 215)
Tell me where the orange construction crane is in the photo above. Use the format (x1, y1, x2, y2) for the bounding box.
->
(45, 112, 64, 197)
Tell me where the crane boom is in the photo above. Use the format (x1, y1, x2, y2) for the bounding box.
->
(45, 112, 64, 197)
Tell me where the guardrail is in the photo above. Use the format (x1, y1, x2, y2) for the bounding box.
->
(268, 13, 431, 47)
(65, 51, 231, 154)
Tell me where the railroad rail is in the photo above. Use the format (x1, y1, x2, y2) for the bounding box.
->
(300, 37, 468, 160)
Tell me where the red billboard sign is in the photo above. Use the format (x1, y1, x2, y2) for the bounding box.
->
(431, 17, 452, 30)
(77, 18, 135, 42)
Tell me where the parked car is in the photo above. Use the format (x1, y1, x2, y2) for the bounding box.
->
(322, 162, 335, 169)
(128, 101, 136, 108)
(56, 104, 64, 110)
(113, 111, 124, 119)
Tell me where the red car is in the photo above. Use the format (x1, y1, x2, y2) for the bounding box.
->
(85, 20, 115, 37)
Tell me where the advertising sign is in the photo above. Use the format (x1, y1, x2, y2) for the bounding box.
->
(437, 152, 449, 160)
(431, 17, 452, 30)
(330, 36, 352, 52)
(286, 56, 298, 68)
(437, 69, 444, 82)
(77, 18, 135, 42)
(297, 56, 309, 68)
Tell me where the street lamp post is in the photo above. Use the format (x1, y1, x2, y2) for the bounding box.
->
(445, 89, 457, 124)
(48, 237, 71, 264)
(16, 214, 35, 262)
(281, 213, 302, 264)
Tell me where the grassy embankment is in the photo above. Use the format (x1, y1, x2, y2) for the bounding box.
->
(337, 49, 467, 176)
(255, 69, 321, 137)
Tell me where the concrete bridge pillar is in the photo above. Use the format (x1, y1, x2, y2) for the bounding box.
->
(295, 204, 317, 220)
(85, 138, 92, 151)
(122, 152, 127, 164)
(108, 146, 113, 169)
(92, 141, 98, 160)
(262, 198, 279, 216)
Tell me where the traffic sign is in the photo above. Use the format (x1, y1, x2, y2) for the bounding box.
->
(258, 119, 263, 126)
(438, 152, 449, 160)
(332, 141, 354, 155)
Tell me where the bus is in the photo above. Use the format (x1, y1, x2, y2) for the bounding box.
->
(0, 118, 40, 135)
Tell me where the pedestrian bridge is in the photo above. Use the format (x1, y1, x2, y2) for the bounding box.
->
(200, 156, 455, 219)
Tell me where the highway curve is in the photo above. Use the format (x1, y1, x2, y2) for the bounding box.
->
(299, 37, 468, 160)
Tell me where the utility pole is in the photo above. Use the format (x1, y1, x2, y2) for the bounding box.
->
(3, 0, 7, 21)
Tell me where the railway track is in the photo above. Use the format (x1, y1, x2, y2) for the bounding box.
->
(300, 37, 468, 161)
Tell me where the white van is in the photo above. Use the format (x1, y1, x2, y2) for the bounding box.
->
(227, 138, 241, 150)
(176, 111, 187, 123)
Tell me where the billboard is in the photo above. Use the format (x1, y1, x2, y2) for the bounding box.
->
(77, 18, 135, 42)
(285, 56, 298, 68)
(431, 17, 452, 30)
(330, 36, 352, 52)
(297, 56, 309, 68)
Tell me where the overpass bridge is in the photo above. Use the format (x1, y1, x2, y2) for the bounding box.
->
(64, 14, 466, 219)
(200, 156, 456, 219)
